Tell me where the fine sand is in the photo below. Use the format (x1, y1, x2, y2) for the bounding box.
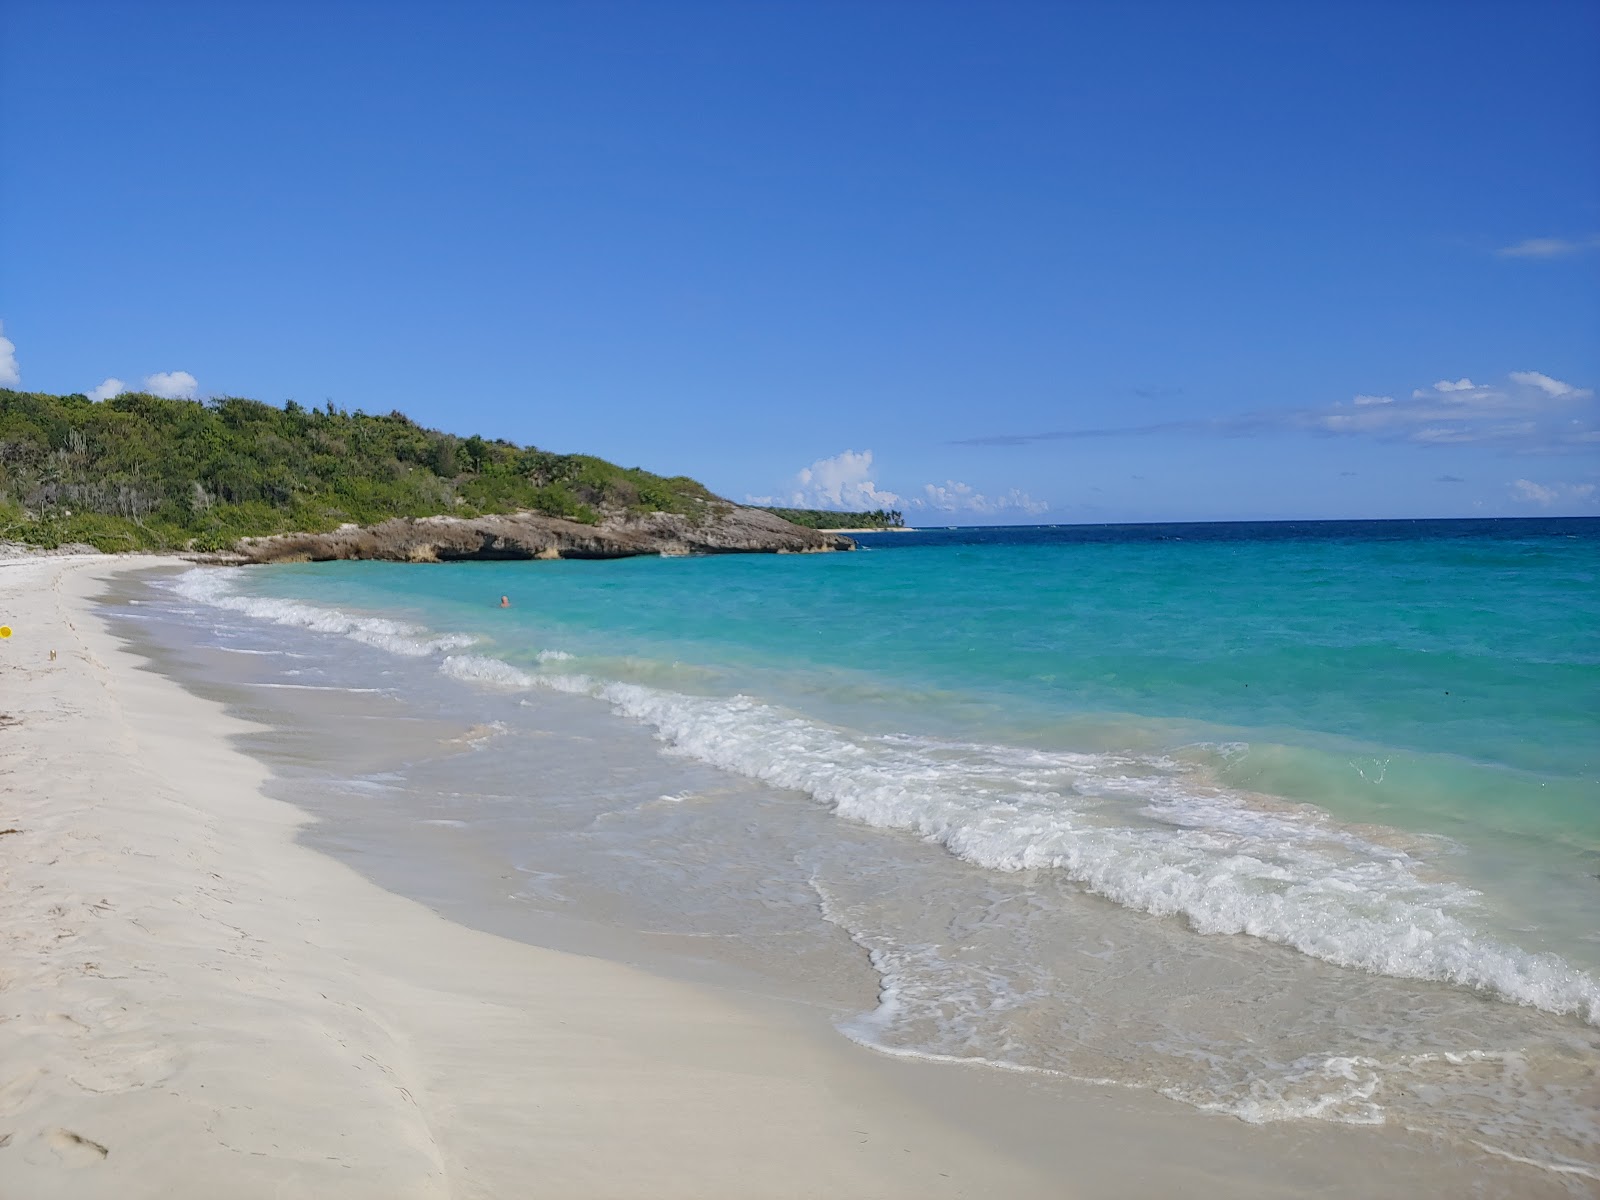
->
(0, 556, 1568, 1198)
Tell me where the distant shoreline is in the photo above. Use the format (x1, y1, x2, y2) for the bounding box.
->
(817, 525, 917, 533)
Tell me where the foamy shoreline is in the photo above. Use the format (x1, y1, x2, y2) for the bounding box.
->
(0, 556, 1567, 1198)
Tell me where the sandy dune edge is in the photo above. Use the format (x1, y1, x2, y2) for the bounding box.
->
(0, 556, 1058, 1199)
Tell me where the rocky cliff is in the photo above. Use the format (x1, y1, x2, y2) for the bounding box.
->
(229, 507, 854, 564)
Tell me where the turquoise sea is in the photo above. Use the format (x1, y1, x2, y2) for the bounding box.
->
(156, 517, 1600, 1179)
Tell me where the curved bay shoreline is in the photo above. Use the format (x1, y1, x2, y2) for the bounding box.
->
(0, 555, 1575, 1197)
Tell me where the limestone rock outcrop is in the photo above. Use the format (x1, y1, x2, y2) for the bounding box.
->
(229, 507, 854, 564)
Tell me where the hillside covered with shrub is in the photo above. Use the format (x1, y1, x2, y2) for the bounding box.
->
(0, 390, 726, 552)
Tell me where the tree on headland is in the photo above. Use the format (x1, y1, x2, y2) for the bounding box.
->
(756, 506, 905, 530)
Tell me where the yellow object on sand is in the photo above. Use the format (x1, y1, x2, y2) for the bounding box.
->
(0, 626, 12, 638)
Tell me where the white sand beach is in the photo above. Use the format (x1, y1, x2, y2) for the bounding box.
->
(0, 556, 1568, 1199)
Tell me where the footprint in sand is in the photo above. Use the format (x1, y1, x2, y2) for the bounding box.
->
(42, 1127, 108, 1166)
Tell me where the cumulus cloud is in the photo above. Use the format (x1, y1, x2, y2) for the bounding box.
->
(749, 449, 1048, 518)
(1509, 479, 1597, 507)
(1496, 235, 1600, 259)
(88, 377, 127, 402)
(0, 320, 19, 388)
(922, 480, 1048, 515)
(142, 370, 199, 399)
(749, 449, 905, 510)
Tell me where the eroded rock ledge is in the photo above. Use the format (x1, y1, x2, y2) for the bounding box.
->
(229, 508, 855, 564)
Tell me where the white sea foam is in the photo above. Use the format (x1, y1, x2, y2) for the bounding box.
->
(440, 654, 536, 688)
(170, 569, 475, 657)
(559, 675, 1600, 1027)
(171, 568, 1600, 1027)
(1170, 1055, 1387, 1125)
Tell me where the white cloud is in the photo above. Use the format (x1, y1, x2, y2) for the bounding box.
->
(1509, 479, 1597, 507)
(1510, 479, 1557, 505)
(751, 449, 905, 510)
(1315, 372, 1595, 451)
(923, 480, 1048, 516)
(1496, 235, 1600, 260)
(1508, 371, 1574, 398)
(88, 377, 127, 402)
(750, 449, 1048, 518)
(142, 370, 199, 399)
(0, 320, 19, 388)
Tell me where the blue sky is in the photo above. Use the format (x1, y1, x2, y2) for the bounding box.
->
(2, 1, 1596, 523)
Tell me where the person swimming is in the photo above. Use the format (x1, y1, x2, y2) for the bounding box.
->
(499, 595, 510, 608)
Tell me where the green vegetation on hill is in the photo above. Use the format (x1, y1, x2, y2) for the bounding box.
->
(756, 506, 905, 530)
(0, 390, 724, 552)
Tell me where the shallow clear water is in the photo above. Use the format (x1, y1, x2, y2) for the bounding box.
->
(149, 517, 1600, 1182)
